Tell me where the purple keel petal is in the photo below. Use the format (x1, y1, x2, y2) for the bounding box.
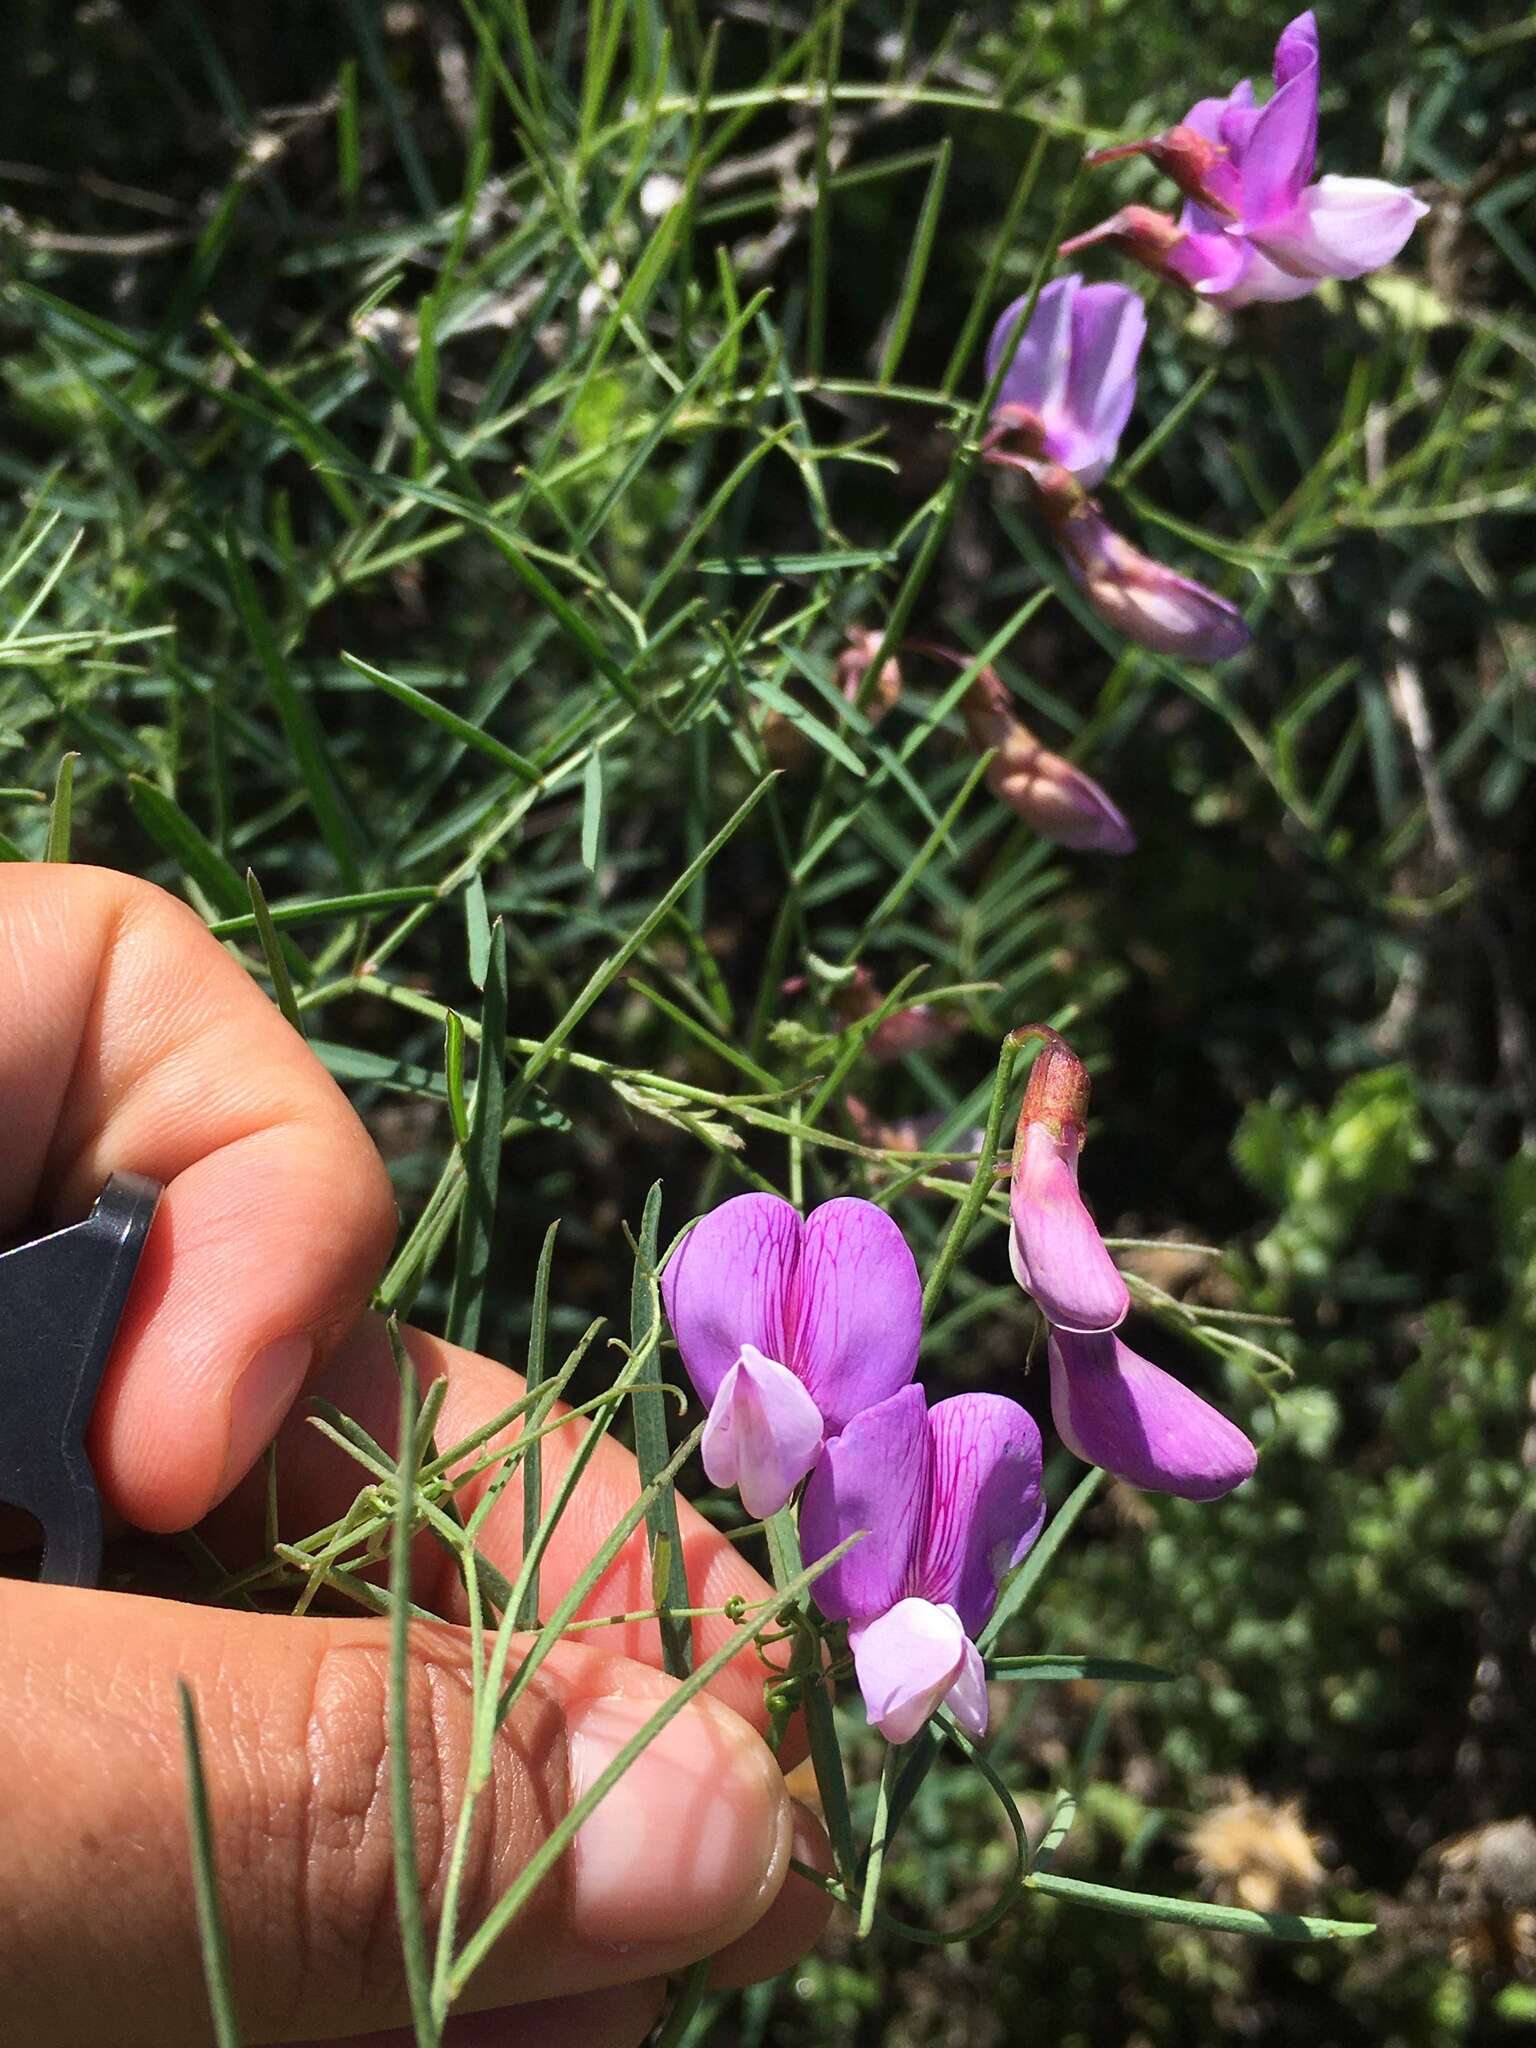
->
(789, 1198, 922, 1432)
(1048, 1328, 1258, 1502)
(1059, 283, 1146, 487)
(1253, 175, 1430, 280)
(1009, 1119, 1130, 1334)
(701, 1343, 826, 1519)
(1204, 242, 1317, 308)
(663, 1194, 802, 1406)
(985, 278, 1076, 427)
(918, 1394, 1045, 1637)
(944, 1637, 990, 1743)
(800, 1385, 929, 1622)
(850, 1598, 969, 1744)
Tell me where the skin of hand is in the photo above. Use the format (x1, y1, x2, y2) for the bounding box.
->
(0, 865, 833, 2048)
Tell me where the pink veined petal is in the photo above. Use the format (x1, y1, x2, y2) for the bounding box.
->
(917, 1394, 1045, 1638)
(789, 1197, 922, 1432)
(1252, 175, 1430, 280)
(1059, 283, 1146, 487)
(1009, 1120, 1130, 1334)
(700, 1343, 826, 1519)
(799, 1385, 931, 1624)
(850, 1598, 969, 1745)
(1234, 20, 1319, 226)
(985, 278, 1078, 432)
(1048, 1328, 1258, 1502)
(944, 1636, 990, 1743)
(662, 1194, 801, 1406)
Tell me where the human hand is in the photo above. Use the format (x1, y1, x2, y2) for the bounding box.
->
(0, 864, 831, 2048)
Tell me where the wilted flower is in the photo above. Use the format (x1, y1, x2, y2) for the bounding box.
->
(835, 627, 903, 724)
(800, 1385, 1045, 1742)
(761, 626, 903, 769)
(1008, 1027, 1130, 1335)
(842, 1097, 986, 1188)
(984, 275, 1146, 487)
(1077, 11, 1428, 308)
(829, 964, 963, 1061)
(662, 1194, 921, 1517)
(951, 655, 1135, 853)
(1049, 1327, 1258, 1501)
(985, 285, 1250, 662)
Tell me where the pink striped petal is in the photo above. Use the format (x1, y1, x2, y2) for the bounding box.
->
(800, 1385, 930, 1623)
(662, 1194, 801, 1406)
(790, 1198, 922, 1431)
(918, 1394, 1045, 1637)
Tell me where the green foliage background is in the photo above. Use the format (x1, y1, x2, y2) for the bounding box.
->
(2, 1, 1533, 2042)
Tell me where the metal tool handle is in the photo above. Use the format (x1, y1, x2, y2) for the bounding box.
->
(0, 1173, 162, 1586)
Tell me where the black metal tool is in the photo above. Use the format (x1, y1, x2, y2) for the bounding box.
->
(0, 1173, 162, 1587)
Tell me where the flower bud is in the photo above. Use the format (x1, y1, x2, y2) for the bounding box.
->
(1085, 126, 1239, 217)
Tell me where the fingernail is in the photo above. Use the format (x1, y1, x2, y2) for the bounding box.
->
(217, 1334, 314, 1496)
(567, 1692, 789, 1947)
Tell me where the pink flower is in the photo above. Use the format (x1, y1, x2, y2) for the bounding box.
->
(801, 1386, 1045, 1742)
(1045, 493, 1252, 661)
(662, 1194, 921, 1517)
(985, 275, 1146, 487)
(1007, 1029, 1129, 1335)
(1078, 12, 1427, 308)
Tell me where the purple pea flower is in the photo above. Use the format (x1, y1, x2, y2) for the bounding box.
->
(984, 275, 1146, 488)
(1008, 1028, 1129, 1335)
(1080, 12, 1428, 306)
(662, 1193, 921, 1518)
(800, 1386, 1045, 1743)
(985, 283, 1251, 664)
(1050, 1329, 1258, 1502)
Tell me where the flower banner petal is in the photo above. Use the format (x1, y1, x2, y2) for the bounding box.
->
(790, 1197, 922, 1431)
(918, 1394, 1046, 1637)
(662, 1193, 801, 1405)
(1061, 282, 1146, 486)
(799, 1384, 930, 1623)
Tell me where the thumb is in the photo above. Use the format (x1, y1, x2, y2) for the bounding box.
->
(1, 1583, 827, 2047)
